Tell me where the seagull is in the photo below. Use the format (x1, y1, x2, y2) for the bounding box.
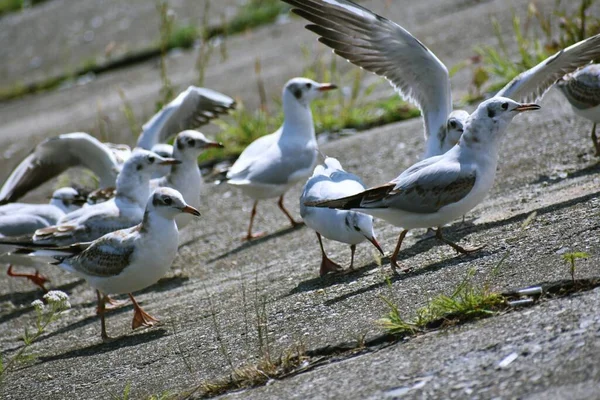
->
(18, 187, 200, 340)
(555, 64, 600, 156)
(150, 130, 223, 229)
(226, 77, 337, 240)
(300, 157, 383, 276)
(0, 149, 180, 249)
(0, 86, 235, 204)
(0, 187, 85, 236)
(305, 98, 540, 274)
(1, 187, 86, 290)
(283, 0, 600, 157)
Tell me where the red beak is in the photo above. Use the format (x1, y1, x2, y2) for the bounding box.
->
(367, 236, 384, 255)
(318, 83, 338, 92)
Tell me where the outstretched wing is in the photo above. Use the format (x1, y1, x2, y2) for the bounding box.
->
(0, 133, 119, 204)
(137, 86, 236, 149)
(496, 33, 600, 102)
(284, 0, 451, 143)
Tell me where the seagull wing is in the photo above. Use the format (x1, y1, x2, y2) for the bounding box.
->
(226, 131, 280, 182)
(284, 0, 451, 142)
(59, 229, 137, 277)
(137, 86, 236, 149)
(496, 33, 600, 102)
(0, 133, 120, 204)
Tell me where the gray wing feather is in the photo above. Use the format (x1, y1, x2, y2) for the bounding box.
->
(496, 33, 600, 103)
(284, 0, 451, 140)
(371, 160, 476, 214)
(69, 233, 136, 277)
(0, 133, 119, 204)
(137, 86, 236, 149)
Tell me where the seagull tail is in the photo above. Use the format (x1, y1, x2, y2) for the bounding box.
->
(303, 183, 395, 210)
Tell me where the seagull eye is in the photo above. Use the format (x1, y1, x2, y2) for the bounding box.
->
(188, 139, 195, 147)
(163, 197, 172, 205)
(449, 120, 457, 129)
(148, 156, 155, 163)
(305, 83, 312, 89)
(501, 102, 508, 110)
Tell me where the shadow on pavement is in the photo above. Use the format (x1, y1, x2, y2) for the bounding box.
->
(208, 222, 305, 262)
(38, 328, 168, 363)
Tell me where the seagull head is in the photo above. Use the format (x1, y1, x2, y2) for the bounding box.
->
(174, 130, 224, 160)
(283, 77, 337, 107)
(50, 187, 86, 212)
(124, 149, 181, 176)
(148, 187, 201, 220)
(345, 212, 384, 255)
(446, 110, 470, 147)
(463, 97, 540, 147)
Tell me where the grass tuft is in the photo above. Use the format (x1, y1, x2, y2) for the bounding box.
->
(379, 268, 505, 335)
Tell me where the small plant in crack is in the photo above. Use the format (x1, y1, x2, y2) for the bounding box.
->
(0, 291, 71, 381)
(562, 251, 589, 284)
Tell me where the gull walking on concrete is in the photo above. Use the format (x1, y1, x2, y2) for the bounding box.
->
(19, 188, 200, 340)
(305, 98, 540, 274)
(300, 157, 383, 276)
(226, 77, 337, 240)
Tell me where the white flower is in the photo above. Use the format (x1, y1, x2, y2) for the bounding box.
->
(31, 299, 45, 311)
(43, 290, 70, 309)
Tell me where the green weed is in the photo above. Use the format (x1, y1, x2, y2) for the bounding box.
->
(563, 251, 590, 283)
(463, 0, 600, 101)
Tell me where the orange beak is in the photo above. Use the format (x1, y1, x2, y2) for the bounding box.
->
(181, 205, 201, 216)
(318, 83, 338, 92)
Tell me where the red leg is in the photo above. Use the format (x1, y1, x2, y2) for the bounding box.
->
(128, 293, 159, 330)
(96, 290, 111, 342)
(7, 265, 49, 292)
(317, 233, 343, 276)
(278, 195, 301, 227)
(244, 201, 266, 241)
(390, 230, 411, 274)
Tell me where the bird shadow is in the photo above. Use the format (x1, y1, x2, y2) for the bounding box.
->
(208, 222, 305, 263)
(287, 233, 493, 298)
(0, 279, 86, 325)
(323, 248, 497, 307)
(530, 159, 600, 186)
(38, 328, 168, 363)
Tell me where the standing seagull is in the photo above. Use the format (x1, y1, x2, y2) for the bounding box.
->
(284, 0, 600, 157)
(226, 77, 337, 240)
(150, 130, 223, 229)
(305, 98, 540, 273)
(300, 157, 383, 276)
(556, 64, 600, 156)
(20, 188, 200, 340)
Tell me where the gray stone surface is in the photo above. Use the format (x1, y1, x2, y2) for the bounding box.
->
(1, 1, 600, 399)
